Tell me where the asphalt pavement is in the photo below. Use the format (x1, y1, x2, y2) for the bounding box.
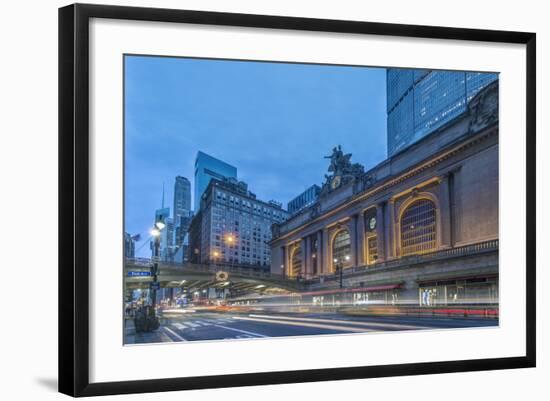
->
(124, 310, 498, 344)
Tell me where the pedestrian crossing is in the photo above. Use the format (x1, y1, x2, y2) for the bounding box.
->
(166, 318, 235, 331)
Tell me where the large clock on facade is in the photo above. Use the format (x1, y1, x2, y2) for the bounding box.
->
(331, 175, 342, 189)
(369, 216, 377, 230)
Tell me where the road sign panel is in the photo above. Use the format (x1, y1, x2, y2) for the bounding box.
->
(150, 282, 160, 290)
(127, 271, 152, 277)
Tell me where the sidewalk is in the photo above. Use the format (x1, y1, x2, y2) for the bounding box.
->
(124, 317, 173, 344)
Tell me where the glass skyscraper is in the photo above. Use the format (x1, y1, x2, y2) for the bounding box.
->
(287, 185, 321, 216)
(386, 68, 498, 157)
(194, 151, 237, 211)
(173, 176, 192, 247)
(173, 176, 191, 217)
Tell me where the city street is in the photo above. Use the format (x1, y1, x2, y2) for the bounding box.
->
(124, 310, 498, 344)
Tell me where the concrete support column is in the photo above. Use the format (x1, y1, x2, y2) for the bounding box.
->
(376, 203, 386, 262)
(356, 212, 366, 266)
(439, 174, 452, 249)
(385, 200, 396, 260)
(322, 227, 330, 274)
(301, 237, 309, 278)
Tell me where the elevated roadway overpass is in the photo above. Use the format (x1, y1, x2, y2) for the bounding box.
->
(124, 259, 303, 296)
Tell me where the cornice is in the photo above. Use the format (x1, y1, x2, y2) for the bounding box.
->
(272, 124, 498, 244)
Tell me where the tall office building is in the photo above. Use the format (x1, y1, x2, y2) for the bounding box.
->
(124, 232, 136, 259)
(152, 207, 174, 262)
(194, 151, 237, 211)
(386, 68, 498, 157)
(189, 177, 289, 268)
(287, 185, 321, 216)
(173, 176, 192, 247)
(173, 176, 191, 218)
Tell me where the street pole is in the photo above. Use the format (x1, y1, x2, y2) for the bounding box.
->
(151, 235, 160, 310)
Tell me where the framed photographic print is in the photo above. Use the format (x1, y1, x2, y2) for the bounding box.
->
(58, 3, 536, 397)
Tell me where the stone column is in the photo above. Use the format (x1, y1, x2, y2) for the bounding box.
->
(280, 245, 287, 278)
(356, 212, 366, 266)
(348, 216, 358, 268)
(315, 230, 322, 276)
(301, 237, 309, 278)
(278, 246, 286, 277)
(385, 200, 396, 260)
(376, 203, 386, 262)
(285, 244, 293, 277)
(439, 174, 452, 249)
(322, 227, 330, 274)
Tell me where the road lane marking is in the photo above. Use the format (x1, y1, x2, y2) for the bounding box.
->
(248, 314, 432, 330)
(211, 324, 268, 338)
(233, 316, 372, 333)
(186, 322, 201, 328)
(163, 326, 187, 341)
(173, 323, 187, 330)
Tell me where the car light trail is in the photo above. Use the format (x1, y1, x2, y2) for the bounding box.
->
(248, 314, 432, 330)
(232, 316, 373, 333)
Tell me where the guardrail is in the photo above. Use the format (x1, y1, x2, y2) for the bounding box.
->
(309, 239, 498, 285)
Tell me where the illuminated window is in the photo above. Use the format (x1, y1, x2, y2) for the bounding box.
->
(290, 245, 302, 277)
(367, 236, 378, 264)
(400, 199, 436, 256)
(332, 229, 351, 270)
(364, 208, 378, 265)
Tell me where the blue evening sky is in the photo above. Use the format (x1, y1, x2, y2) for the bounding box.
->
(125, 55, 387, 256)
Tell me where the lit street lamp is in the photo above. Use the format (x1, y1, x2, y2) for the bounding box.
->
(334, 254, 350, 289)
(134, 219, 165, 333)
(150, 220, 166, 311)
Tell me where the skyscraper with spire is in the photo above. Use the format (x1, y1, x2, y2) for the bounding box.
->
(153, 183, 174, 261)
(173, 176, 192, 250)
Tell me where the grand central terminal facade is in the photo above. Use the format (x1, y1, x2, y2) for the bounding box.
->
(269, 82, 499, 307)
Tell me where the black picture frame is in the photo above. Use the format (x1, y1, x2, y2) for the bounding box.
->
(59, 3, 536, 397)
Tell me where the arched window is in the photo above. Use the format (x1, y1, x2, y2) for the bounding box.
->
(290, 245, 302, 277)
(332, 229, 352, 270)
(400, 199, 436, 256)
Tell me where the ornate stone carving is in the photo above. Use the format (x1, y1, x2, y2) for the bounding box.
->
(320, 145, 365, 196)
(309, 203, 321, 219)
(363, 173, 376, 189)
(468, 81, 499, 133)
(271, 223, 281, 240)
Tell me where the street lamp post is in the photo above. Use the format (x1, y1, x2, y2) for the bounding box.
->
(334, 258, 343, 289)
(150, 220, 166, 312)
(333, 254, 350, 290)
(134, 220, 165, 333)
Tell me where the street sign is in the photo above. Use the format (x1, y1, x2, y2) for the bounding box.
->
(127, 271, 152, 277)
(149, 282, 160, 290)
